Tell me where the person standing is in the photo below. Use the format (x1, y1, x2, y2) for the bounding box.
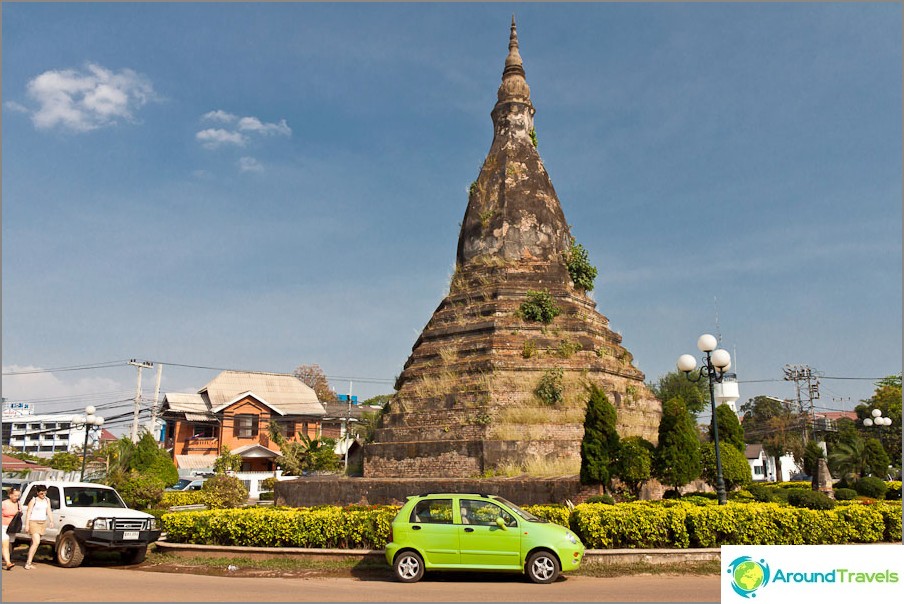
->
(2, 487, 22, 570)
(23, 485, 53, 570)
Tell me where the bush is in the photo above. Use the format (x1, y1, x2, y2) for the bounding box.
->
(853, 476, 887, 500)
(201, 474, 249, 509)
(534, 368, 564, 405)
(833, 488, 858, 501)
(258, 491, 275, 501)
(585, 495, 615, 505)
(160, 490, 207, 508)
(117, 472, 165, 510)
(519, 290, 561, 324)
(747, 484, 774, 503)
(260, 477, 278, 492)
(565, 240, 598, 292)
(787, 490, 835, 510)
(662, 489, 682, 500)
(886, 484, 902, 501)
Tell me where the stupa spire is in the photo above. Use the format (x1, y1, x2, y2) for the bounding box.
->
(497, 15, 531, 104)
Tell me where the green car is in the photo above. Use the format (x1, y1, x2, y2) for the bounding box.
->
(385, 493, 585, 584)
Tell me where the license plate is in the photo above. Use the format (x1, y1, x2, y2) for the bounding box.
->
(123, 531, 139, 540)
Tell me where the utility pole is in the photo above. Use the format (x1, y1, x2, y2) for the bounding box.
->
(344, 381, 353, 471)
(129, 359, 153, 442)
(148, 363, 164, 440)
(783, 364, 821, 444)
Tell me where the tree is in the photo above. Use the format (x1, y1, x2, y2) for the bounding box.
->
(700, 442, 751, 492)
(739, 395, 804, 476)
(293, 363, 337, 402)
(802, 440, 826, 477)
(649, 371, 709, 415)
(828, 435, 889, 481)
(613, 436, 654, 497)
(269, 423, 338, 475)
(580, 385, 620, 494)
(653, 397, 702, 490)
(213, 445, 242, 474)
(711, 404, 745, 452)
(200, 474, 248, 509)
(132, 431, 179, 487)
(47, 451, 82, 472)
(855, 376, 902, 467)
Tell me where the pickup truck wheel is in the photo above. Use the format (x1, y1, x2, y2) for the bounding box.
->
(121, 545, 147, 565)
(56, 530, 86, 568)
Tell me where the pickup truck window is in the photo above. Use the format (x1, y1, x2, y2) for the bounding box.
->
(63, 487, 126, 508)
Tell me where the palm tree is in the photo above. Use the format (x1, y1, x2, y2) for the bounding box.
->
(828, 437, 868, 481)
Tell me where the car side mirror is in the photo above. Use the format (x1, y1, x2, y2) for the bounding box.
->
(495, 517, 507, 530)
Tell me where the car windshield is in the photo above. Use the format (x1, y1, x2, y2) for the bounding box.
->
(492, 496, 546, 522)
(171, 479, 192, 489)
(63, 486, 126, 508)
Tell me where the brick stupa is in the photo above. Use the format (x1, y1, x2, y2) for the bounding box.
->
(364, 19, 661, 478)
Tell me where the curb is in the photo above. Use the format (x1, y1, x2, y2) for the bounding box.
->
(153, 541, 721, 565)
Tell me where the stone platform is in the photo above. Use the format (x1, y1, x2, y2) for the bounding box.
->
(274, 475, 587, 507)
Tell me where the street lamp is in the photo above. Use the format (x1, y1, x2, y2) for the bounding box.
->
(862, 408, 892, 428)
(677, 333, 732, 505)
(72, 406, 105, 481)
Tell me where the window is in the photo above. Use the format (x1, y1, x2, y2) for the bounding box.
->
(274, 420, 295, 438)
(234, 414, 259, 438)
(753, 466, 765, 476)
(190, 423, 217, 439)
(410, 499, 453, 524)
(460, 499, 517, 527)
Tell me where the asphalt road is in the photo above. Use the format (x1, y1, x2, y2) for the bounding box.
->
(0, 564, 720, 602)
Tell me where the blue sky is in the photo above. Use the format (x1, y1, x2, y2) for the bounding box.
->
(2, 2, 901, 435)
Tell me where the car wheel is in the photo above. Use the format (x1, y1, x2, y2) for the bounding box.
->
(121, 545, 148, 565)
(393, 550, 425, 583)
(56, 530, 86, 568)
(526, 550, 560, 584)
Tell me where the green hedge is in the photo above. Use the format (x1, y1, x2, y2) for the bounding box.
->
(161, 499, 901, 549)
(160, 491, 207, 508)
(162, 505, 396, 548)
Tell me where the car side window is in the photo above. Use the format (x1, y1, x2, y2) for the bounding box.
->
(410, 498, 453, 524)
(461, 499, 517, 527)
(47, 486, 61, 510)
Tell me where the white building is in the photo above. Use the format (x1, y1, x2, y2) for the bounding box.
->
(2, 403, 108, 457)
(745, 444, 802, 482)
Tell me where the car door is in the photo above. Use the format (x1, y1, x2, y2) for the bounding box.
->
(457, 498, 521, 569)
(408, 498, 459, 567)
(43, 486, 62, 543)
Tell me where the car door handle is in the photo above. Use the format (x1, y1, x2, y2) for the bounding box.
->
(412, 525, 421, 530)
(464, 527, 474, 533)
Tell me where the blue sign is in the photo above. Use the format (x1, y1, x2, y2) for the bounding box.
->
(337, 394, 359, 404)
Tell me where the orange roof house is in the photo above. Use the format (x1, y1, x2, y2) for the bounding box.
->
(160, 371, 326, 474)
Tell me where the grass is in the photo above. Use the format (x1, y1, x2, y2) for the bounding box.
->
(576, 559, 720, 578)
(140, 551, 719, 579)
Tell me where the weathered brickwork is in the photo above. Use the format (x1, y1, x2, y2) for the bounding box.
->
(364, 20, 662, 478)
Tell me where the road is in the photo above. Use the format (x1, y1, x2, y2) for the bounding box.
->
(1, 564, 719, 602)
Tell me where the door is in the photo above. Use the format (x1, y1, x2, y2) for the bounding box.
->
(457, 498, 521, 568)
(44, 486, 62, 543)
(408, 498, 459, 566)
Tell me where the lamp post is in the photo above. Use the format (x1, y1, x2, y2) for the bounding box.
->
(677, 334, 732, 505)
(863, 409, 893, 473)
(73, 406, 105, 481)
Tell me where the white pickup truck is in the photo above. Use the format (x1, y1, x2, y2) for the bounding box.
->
(15, 480, 161, 567)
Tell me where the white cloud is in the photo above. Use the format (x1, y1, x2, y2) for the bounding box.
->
(202, 109, 237, 123)
(237, 116, 292, 136)
(23, 63, 155, 132)
(196, 110, 291, 151)
(1, 365, 127, 410)
(4, 101, 29, 113)
(238, 157, 264, 172)
(196, 128, 247, 149)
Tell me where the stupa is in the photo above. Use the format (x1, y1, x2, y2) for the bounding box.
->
(364, 18, 662, 478)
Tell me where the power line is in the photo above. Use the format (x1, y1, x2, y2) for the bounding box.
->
(2, 360, 130, 376)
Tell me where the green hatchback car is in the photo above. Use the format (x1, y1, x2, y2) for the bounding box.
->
(385, 493, 585, 583)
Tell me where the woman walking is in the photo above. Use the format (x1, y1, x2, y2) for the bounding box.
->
(2, 487, 22, 570)
(23, 485, 54, 570)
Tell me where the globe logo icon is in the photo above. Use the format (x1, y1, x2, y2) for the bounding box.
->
(727, 556, 770, 598)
